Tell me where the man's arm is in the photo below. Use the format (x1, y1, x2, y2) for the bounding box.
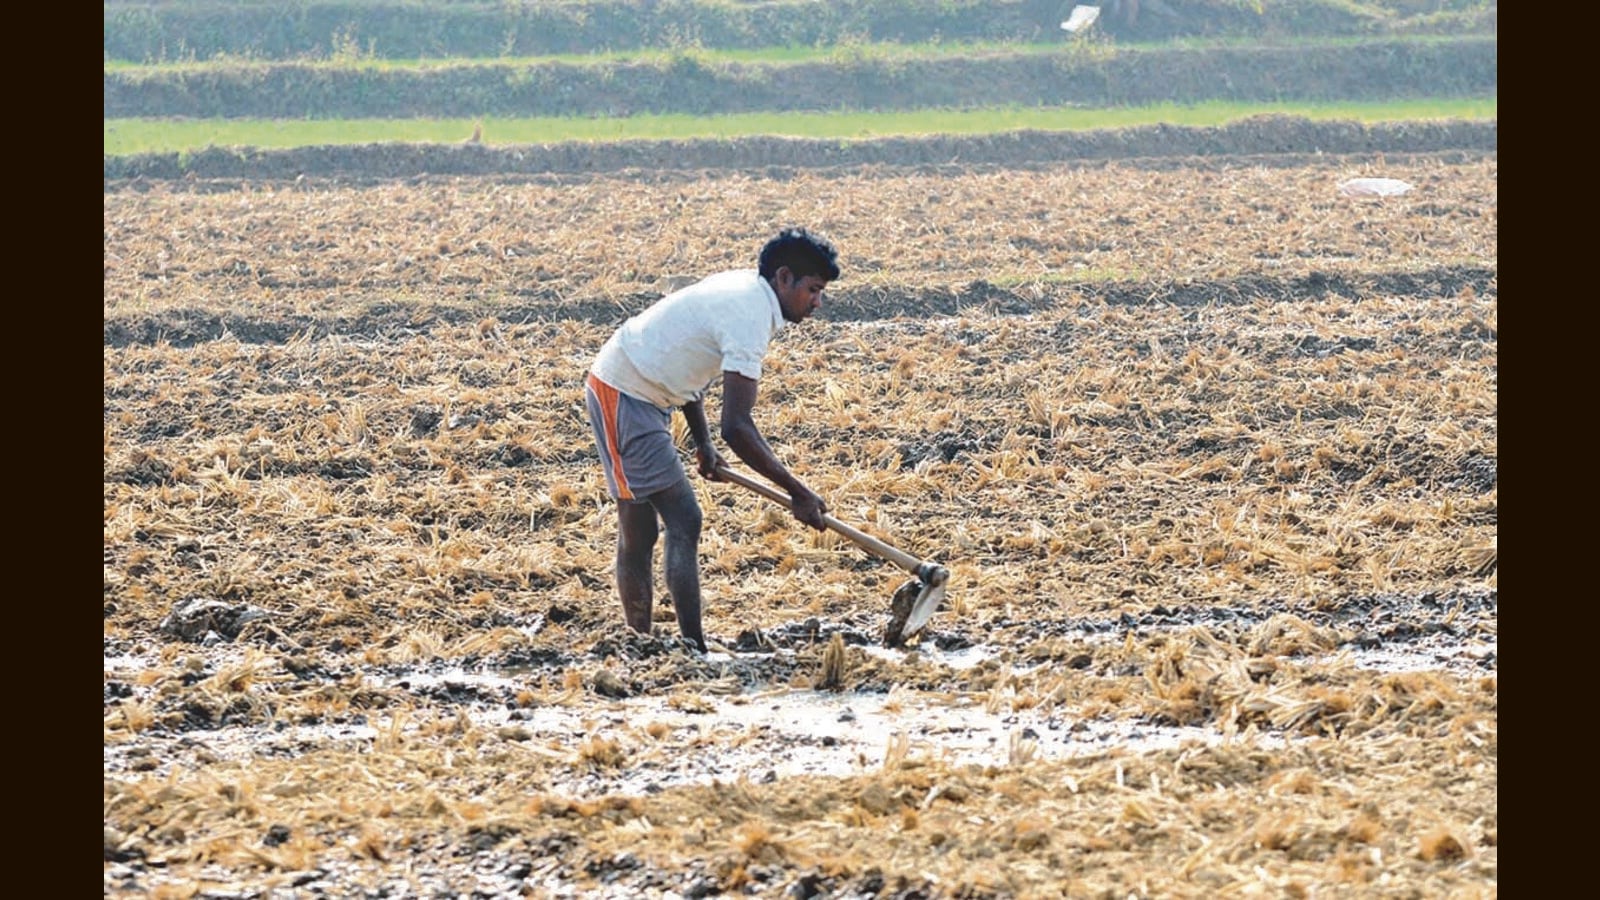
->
(681, 397, 726, 479)
(719, 371, 827, 530)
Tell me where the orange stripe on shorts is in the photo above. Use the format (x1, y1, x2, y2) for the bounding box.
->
(587, 372, 633, 500)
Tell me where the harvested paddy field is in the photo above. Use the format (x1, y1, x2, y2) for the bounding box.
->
(105, 140, 1496, 897)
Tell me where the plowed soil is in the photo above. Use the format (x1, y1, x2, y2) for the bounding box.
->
(104, 133, 1495, 898)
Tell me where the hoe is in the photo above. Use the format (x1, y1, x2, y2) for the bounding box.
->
(716, 465, 950, 647)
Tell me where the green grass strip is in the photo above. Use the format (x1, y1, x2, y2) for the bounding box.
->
(104, 99, 1496, 156)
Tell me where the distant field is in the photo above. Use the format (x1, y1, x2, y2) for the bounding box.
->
(103, 32, 1470, 72)
(104, 39, 1088, 71)
(103, 98, 1496, 155)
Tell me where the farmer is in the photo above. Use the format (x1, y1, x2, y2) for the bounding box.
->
(583, 227, 841, 652)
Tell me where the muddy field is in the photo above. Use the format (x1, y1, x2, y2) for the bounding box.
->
(104, 145, 1495, 897)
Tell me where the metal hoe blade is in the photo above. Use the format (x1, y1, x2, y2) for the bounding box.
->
(883, 562, 950, 647)
(900, 578, 947, 638)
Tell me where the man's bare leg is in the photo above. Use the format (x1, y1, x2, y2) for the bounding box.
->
(647, 479, 707, 652)
(615, 498, 659, 634)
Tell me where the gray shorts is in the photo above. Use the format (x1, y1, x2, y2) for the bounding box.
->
(585, 372, 686, 502)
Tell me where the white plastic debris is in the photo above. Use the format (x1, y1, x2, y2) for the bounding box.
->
(1337, 177, 1414, 198)
(1061, 5, 1101, 33)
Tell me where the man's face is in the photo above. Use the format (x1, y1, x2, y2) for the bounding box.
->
(774, 267, 830, 324)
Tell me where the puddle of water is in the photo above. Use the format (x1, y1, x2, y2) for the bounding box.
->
(103, 628, 1490, 791)
(861, 643, 1008, 671)
(365, 666, 1280, 797)
(349, 632, 1490, 796)
(1326, 639, 1496, 675)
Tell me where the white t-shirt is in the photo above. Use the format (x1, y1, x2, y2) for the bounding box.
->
(591, 269, 786, 409)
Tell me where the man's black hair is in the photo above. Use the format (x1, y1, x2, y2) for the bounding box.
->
(758, 227, 841, 282)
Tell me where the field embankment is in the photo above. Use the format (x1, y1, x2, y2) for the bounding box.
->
(105, 114, 1495, 181)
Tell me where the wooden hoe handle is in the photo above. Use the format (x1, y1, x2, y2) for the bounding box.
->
(714, 465, 928, 576)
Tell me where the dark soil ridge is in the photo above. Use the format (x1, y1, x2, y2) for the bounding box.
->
(104, 264, 1495, 349)
(105, 149, 1496, 195)
(529, 588, 1498, 698)
(103, 116, 1496, 182)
